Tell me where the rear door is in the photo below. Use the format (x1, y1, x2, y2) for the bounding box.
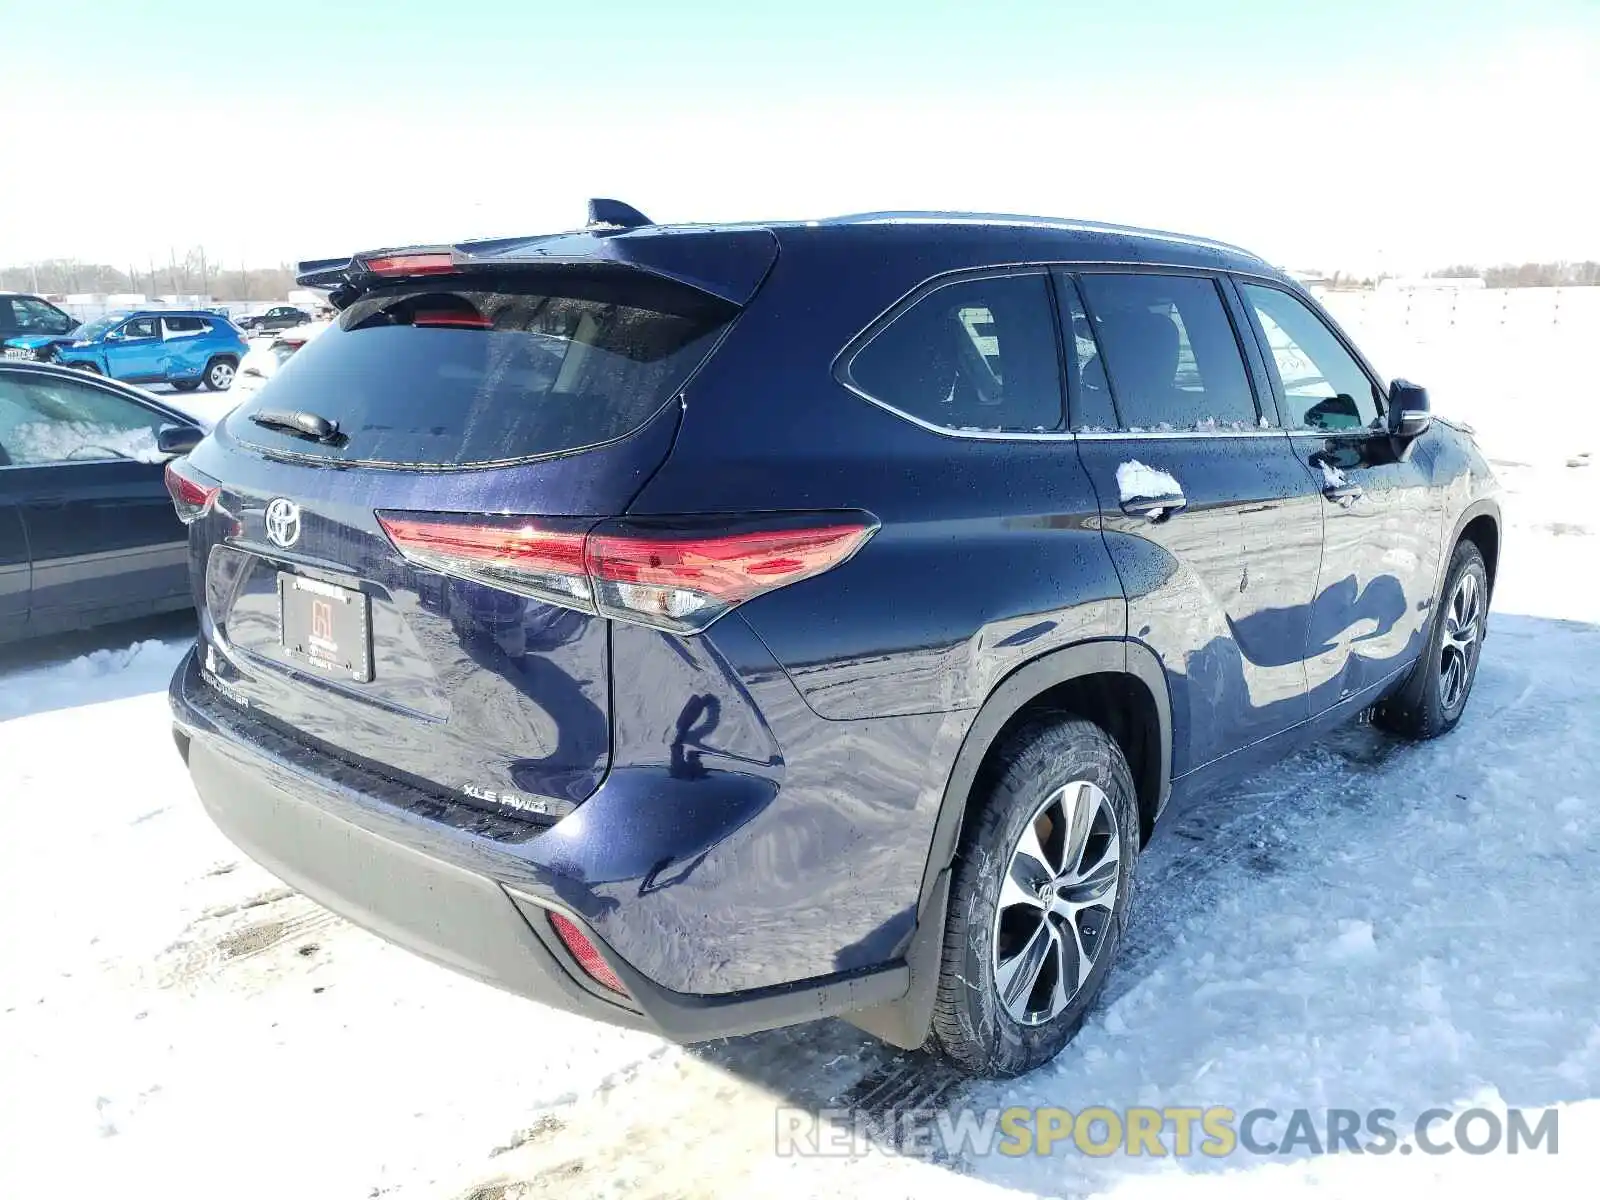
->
(0, 371, 190, 625)
(188, 264, 752, 819)
(1234, 280, 1443, 708)
(161, 315, 211, 382)
(1061, 269, 1324, 775)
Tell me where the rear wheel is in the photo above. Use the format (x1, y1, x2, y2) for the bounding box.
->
(1375, 539, 1488, 739)
(204, 357, 236, 391)
(929, 716, 1138, 1077)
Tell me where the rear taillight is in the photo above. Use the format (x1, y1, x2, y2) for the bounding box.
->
(164, 459, 220, 524)
(548, 912, 628, 996)
(374, 514, 594, 609)
(376, 511, 876, 634)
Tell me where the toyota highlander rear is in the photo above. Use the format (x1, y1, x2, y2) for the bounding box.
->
(166, 218, 908, 1036)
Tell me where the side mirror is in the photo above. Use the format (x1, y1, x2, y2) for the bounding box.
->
(103, 328, 122, 341)
(1388, 379, 1432, 439)
(157, 424, 203, 456)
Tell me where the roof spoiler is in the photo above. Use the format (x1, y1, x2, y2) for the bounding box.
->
(296, 202, 775, 311)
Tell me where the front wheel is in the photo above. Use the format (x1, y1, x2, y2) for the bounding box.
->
(1375, 540, 1488, 739)
(204, 357, 236, 391)
(929, 716, 1139, 1077)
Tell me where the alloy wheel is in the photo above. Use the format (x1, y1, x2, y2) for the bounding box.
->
(1439, 571, 1482, 710)
(210, 361, 235, 389)
(992, 780, 1121, 1025)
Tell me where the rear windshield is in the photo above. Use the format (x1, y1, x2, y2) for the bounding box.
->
(225, 272, 736, 466)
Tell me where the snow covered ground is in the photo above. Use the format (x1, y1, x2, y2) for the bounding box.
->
(2, 303, 1597, 1199)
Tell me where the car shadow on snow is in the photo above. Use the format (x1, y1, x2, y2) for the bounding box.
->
(672, 612, 1600, 1192)
(0, 610, 196, 722)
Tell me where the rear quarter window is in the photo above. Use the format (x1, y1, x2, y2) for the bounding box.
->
(226, 273, 736, 467)
(842, 272, 1064, 434)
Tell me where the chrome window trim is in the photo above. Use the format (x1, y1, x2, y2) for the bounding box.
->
(834, 375, 1079, 441)
(1076, 428, 1286, 440)
(1285, 427, 1386, 439)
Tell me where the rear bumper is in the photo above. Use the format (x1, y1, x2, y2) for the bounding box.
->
(169, 646, 906, 1040)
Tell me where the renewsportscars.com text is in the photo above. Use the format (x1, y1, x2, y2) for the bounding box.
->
(775, 1105, 1559, 1159)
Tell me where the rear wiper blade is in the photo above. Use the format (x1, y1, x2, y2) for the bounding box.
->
(249, 408, 343, 444)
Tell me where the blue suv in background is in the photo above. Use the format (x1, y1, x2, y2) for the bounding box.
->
(166, 203, 1501, 1077)
(11, 310, 247, 392)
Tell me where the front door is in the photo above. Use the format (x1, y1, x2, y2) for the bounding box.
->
(1058, 269, 1324, 776)
(0, 371, 189, 626)
(1234, 281, 1444, 709)
(104, 316, 165, 382)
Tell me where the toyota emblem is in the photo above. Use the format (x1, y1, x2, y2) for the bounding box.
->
(265, 498, 302, 549)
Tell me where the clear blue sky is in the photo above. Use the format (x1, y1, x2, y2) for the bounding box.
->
(5, 0, 1596, 273)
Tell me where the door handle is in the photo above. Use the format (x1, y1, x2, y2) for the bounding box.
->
(1322, 482, 1364, 508)
(1120, 493, 1187, 521)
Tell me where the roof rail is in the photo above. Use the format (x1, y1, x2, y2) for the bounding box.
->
(586, 198, 652, 231)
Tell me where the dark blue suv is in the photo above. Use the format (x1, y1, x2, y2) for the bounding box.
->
(167, 204, 1501, 1077)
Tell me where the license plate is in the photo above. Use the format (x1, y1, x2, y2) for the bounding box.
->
(277, 573, 372, 682)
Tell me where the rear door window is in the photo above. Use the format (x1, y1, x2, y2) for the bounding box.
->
(226, 273, 737, 467)
(843, 272, 1064, 433)
(162, 316, 207, 338)
(1074, 273, 1259, 431)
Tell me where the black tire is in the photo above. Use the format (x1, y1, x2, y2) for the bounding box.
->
(170, 380, 201, 392)
(204, 356, 237, 391)
(928, 715, 1139, 1077)
(72, 361, 101, 374)
(1375, 539, 1488, 739)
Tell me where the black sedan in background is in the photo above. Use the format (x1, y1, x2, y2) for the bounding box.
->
(238, 305, 312, 333)
(0, 361, 203, 643)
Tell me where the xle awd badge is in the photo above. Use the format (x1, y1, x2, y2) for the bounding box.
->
(265, 498, 301, 549)
(463, 784, 552, 816)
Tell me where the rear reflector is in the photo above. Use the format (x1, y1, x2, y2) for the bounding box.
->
(549, 913, 628, 995)
(377, 512, 876, 634)
(164, 459, 220, 524)
(360, 251, 457, 277)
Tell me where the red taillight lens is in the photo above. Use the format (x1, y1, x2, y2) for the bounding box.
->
(164, 459, 220, 524)
(548, 912, 628, 995)
(375, 513, 593, 608)
(360, 251, 457, 277)
(412, 310, 493, 329)
(376, 512, 876, 634)
(587, 524, 875, 631)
